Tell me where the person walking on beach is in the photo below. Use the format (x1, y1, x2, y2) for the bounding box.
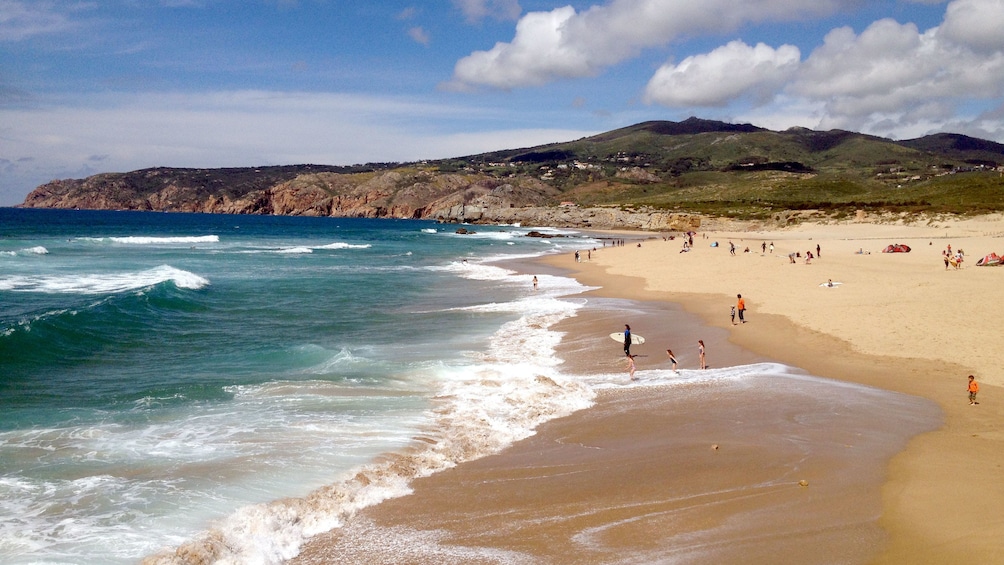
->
(761, 241, 766, 253)
(736, 294, 746, 323)
(968, 375, 980, 405)
(769, 242, 774, 254)
(626, 353, 637, 380)
(698, 340, 706, 369)
(730, 305, 736, 325)
(623, 324, 632, 356)
(666, 349, 678, 372)
(729, 241, 736, 255)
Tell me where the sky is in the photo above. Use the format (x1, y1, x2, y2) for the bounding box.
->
(2, 0, 1003, 205)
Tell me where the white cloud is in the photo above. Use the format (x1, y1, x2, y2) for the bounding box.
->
(452, 0, 522, 23)
(449, 0, 848, 89)
(939, 0, 1004, 53)
(638, 0, 1004, 140)
(791, 11, 1004, 132)
(644, 41, 800, 107)
(0, 91, 594, 205)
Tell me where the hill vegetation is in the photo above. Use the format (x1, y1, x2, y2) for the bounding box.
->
(21, 117, 1004, 222)
(440, 117, 1004, 219)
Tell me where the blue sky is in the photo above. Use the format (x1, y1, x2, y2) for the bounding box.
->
(2, 0, 1002, 205)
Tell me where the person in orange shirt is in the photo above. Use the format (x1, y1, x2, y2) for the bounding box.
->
(968, 375, 980, 405)
(736, 294, 746, 323)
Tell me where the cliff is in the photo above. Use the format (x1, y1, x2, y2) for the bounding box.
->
(21, 166, 701, 231)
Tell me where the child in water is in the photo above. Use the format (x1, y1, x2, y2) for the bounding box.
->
(666, 349, 678, 372)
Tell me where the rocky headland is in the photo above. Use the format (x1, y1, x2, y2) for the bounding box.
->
(21, 166, 702, 231)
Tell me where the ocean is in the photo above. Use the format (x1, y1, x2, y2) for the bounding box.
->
(0, 208, 601, 564)
(0, 208, 940, 565)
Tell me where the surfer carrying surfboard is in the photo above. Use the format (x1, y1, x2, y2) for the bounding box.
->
(623, 325, 632, 355)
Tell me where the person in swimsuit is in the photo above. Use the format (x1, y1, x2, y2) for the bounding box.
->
(666, 349, 678, 372)
(627, 354, 637, 380)
(698, 340, 706, 369)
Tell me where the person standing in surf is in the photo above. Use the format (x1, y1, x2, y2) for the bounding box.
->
(626, 353, 637, 381)
(698, 340, 706, 369)
(623, 324, 632, 356)
(666, 349, 678, 372)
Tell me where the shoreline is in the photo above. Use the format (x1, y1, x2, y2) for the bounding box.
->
(290, 217, 1002, 564)
(537, 217, 1004, 563)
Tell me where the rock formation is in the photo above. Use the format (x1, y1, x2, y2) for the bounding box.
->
(21, 167, 702, 231)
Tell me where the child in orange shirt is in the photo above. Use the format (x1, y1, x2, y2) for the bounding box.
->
(968, 375, 979, 405)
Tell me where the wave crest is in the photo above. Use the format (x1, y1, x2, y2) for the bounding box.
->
(0, 265, 209, 294)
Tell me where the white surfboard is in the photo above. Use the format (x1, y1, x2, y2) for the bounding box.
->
(610, 332, 646, 345)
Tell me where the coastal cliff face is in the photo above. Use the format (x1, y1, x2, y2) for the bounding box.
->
(21, 168, 702, 231)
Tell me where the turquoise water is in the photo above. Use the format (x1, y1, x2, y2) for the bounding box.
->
(0, 208, 599, 564)
(0, 208, 941, 565)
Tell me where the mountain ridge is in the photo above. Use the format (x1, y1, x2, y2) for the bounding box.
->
(20, 118, 1004, 225)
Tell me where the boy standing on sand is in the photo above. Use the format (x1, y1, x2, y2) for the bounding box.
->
(968, 375, 980, 405)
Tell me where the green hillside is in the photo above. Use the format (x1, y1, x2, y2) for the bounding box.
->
(439, 117, 1004, 218)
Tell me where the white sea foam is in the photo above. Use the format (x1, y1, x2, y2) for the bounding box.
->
(0, 246, 49, 257)
(314, 242, 372, 250)
(105, 235, 220, 245)
(247, 242, 372, 254)
(0, 265, 209, 293)
(141, 260, 597, 565)
(420, 228, 437, 233)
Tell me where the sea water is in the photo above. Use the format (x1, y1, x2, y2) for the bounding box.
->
(0, 209, 940, 565)
(0, 208, 599, 564)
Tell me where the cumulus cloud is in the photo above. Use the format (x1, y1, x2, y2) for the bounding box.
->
(644, 40, 800, 107)
(453, 0, 522, 23)
(791, 9, 1004, 132)
(939, 0, 1004, 53)
(448, 0, 848, 89)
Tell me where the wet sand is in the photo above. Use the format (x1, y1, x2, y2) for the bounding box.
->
(292, 217, 1004, 564)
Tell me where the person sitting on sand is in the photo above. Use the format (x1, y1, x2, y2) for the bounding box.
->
(968, 375, 979, 405)
(666, 349, 678, 372)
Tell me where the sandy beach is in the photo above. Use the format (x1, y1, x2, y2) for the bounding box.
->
(292, 214, 1003, 564)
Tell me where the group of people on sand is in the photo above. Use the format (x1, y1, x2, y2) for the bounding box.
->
(943, 244, 965, 269)
(622, 325, 709, 381)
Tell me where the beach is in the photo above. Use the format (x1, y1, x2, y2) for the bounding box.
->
(291, 214, 1003, 564)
